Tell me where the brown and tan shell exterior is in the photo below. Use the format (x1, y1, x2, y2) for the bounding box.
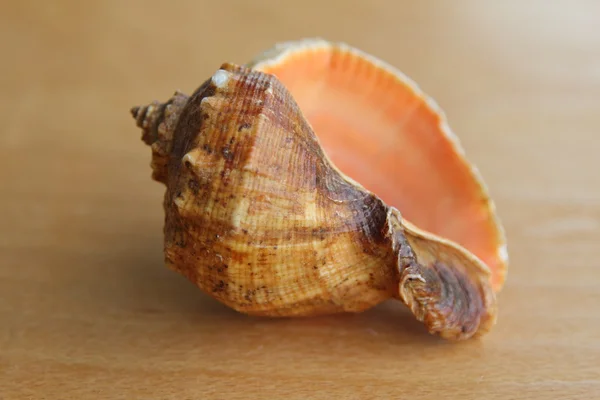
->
(131, 58, 497, 340)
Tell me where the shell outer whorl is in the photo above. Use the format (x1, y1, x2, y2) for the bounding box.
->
(161, 63, 399, 317)
(130, 63, 497, 340)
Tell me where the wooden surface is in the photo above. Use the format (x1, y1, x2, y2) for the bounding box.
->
(2, 1, 599, 398)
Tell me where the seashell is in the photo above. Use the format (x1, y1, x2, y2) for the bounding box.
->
(130, 39, 507, 340)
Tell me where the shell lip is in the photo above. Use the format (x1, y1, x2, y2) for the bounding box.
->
(248, 38, 509, 293)
(387, 208, 497, 340)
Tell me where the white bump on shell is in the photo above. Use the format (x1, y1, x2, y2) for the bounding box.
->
(211, 69, 231, 88)
(182, 152, 196, 167)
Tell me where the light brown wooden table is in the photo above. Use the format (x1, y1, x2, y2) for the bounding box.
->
(2, 1, 599, 398)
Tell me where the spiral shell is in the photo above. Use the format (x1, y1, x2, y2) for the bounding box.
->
(130, 40, 507, 340)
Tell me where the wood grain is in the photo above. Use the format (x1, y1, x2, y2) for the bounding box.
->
(1, 1, 599, 398)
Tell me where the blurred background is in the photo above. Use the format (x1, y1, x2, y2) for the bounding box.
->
(2, 1, 599, 398)
(3, 1, 599, 226)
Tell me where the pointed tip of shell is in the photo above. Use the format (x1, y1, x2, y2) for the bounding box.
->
(130, 105, 141, 118)
(130, 101, 160, 133)
(130, 91, 191, 184)
(130, 104, 146, 128)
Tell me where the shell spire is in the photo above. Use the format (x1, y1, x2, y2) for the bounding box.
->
(131, 91, 189, 183)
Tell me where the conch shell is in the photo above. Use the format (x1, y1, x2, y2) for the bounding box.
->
(130, 39, 507, 340)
